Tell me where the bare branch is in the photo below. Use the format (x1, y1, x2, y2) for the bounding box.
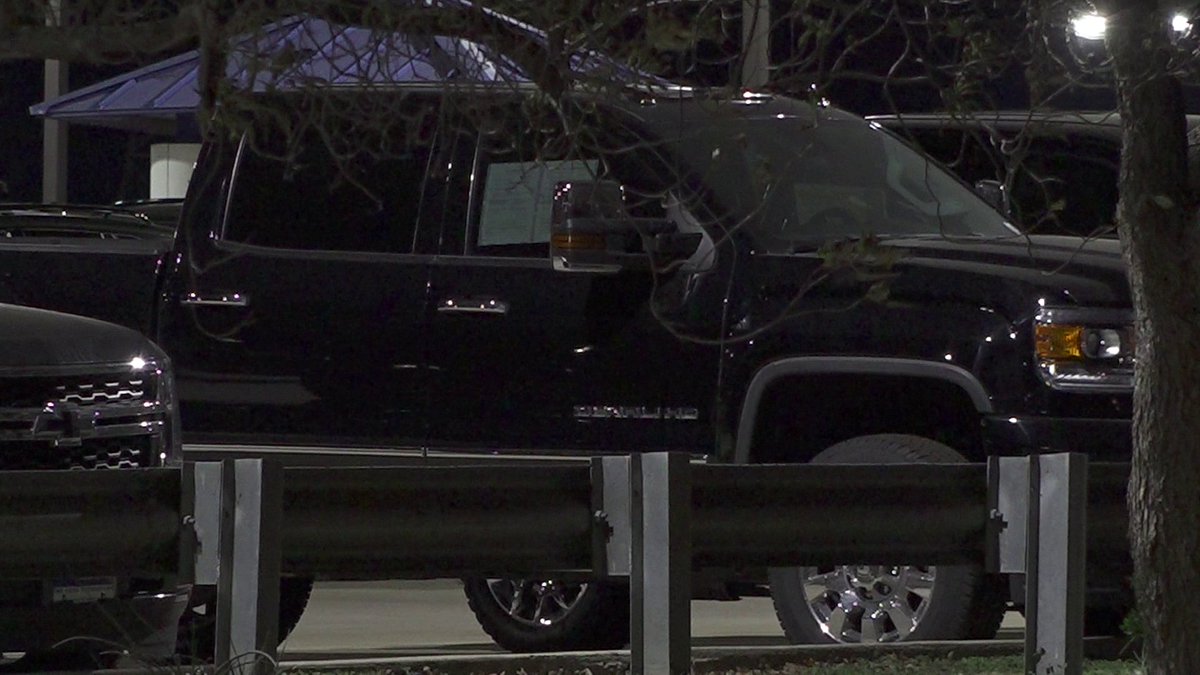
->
(0, 4, 202, 63)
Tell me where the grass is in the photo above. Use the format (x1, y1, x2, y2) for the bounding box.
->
(704, 654, 1143, 674)
(279, 654, 1144, 675)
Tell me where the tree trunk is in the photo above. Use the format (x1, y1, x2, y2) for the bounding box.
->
(1107, 4, 1200, 673)
(195, 0, 224, 139)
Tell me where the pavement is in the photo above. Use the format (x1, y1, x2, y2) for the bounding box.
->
(21, 581, 1133, 674)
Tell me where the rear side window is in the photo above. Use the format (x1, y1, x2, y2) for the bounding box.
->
(222, 108, 438, 254)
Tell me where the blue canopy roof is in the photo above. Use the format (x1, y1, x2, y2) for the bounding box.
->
(30, 7, 659, 135)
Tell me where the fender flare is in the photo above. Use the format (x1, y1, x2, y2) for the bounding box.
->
(733, 356, 994, 464)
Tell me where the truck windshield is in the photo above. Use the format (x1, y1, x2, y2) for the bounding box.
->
(671, 116, 1019, 252)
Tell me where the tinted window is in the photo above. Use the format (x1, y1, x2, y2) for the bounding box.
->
(895, 126, 1119, 237)
(670, 117, 1016, 252)
(470, 106, 601, 258)
(433, 100, 670, 258)
(1009, 141, 1118, 237)
(223, 112, 438, 254)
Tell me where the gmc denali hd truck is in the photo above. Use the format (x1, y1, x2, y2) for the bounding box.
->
(0, 303, 188, 668)
(1, 82, 1134, 651)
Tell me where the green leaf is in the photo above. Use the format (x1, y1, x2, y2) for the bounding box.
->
(866, 281, 890, 304)
(1152, 194, 1175, 209)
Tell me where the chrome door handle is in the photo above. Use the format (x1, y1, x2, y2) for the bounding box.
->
(437, 297, 509, 315)
(181, 292, 250, 307)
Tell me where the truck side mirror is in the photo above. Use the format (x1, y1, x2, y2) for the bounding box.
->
(550, 180, 677, 273)
(973, 179, 1011, 217)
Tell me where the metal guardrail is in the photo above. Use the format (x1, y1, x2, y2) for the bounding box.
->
(279, 464, 596, 577)
(690, 463, 991, 566)
(0, 456, 1128, 675)
(196, 453, 1129, 675)
(0, 467, 184, 578)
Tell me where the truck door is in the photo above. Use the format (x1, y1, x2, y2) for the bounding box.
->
(420, 101, 720, 456)
(156, 106, 441, 450)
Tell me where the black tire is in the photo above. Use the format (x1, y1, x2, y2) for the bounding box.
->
(176, 576, 314, 662)
(768, 434, 1008, 644)
(463, 577, 629, 652)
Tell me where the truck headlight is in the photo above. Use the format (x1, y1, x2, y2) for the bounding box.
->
(1035, 309, 1135, 391)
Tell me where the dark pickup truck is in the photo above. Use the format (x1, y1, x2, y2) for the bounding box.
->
(0, 303, 188, 666)
(1, 84, 1135, 650)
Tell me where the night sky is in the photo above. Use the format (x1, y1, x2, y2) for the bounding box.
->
(1, 31, 1197, 207)
(1, 60, 161, 204)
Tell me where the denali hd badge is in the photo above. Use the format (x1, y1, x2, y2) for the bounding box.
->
(573, 406, 699, 420)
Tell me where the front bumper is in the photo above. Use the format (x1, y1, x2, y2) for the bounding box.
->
(982, 414, 1132, 461)
(0, 583, 190, 658)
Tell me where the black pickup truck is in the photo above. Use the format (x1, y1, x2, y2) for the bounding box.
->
(0, 85, 1134, 650)
(0, 303, 188, 667)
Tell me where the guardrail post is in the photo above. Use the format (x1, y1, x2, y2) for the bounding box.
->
(214, 459, 284, 674)
(987, 456, 1030, 575)
(989, 453, 1088, 675)
(631, 452, 690, 675)
(191, 462, 223, 587)
(1025, 453, 1087, 675)
(179, 463, 198, 590)
(593, 456, 632, 577)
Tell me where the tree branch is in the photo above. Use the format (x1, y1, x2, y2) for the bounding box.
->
(0, 8, 202, 63)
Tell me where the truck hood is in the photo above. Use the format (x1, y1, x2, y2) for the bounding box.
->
(0, 303, 164, 371)
(878, 234, 1130, 316)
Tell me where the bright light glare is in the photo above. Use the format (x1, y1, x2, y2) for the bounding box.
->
(1174, 14, 1192, 33)
(1072, 13, 1108, 40)
(129, 356, 147, 370)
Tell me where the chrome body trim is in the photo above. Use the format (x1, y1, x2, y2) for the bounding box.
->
(181, 292, 250, 307)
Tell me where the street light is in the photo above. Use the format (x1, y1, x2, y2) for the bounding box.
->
(1070, 13, 1107, 41)
(1070, 11, 1193, 40)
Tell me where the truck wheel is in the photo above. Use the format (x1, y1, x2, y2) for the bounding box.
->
(768, 434, 1007, 644)
(463, 577, 628, 652)
(176, 576, 314, 662)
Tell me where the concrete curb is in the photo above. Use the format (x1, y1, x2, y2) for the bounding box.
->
(280, 641, 1030, 674)
(93, 637, 1131, 674)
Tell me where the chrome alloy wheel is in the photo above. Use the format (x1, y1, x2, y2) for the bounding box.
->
(485, 579, 589, 628)
(802, 565, 936, 643)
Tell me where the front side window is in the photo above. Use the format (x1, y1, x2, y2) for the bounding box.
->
(433, 98, 669, 259)
(475, 158, 600, 250)
(466, 103, 605, 258)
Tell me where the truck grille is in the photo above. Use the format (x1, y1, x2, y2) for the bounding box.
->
(7, 373, 156, 409)
(0, 365, 169, 471)
(0, 437, 151, 471)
